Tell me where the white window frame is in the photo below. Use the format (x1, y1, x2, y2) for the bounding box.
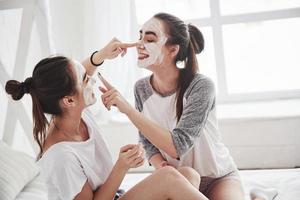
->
(182, 1, 300, 103)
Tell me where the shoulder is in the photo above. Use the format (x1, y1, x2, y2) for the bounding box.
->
(38, 145, 80, 170)
(185, 74, 216, 98)
(134, 75, 151, 92)
(134, 75, 153, 105)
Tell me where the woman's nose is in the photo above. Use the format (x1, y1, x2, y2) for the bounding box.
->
(137, 42, 145, 50)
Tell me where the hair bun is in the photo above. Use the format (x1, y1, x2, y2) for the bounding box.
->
(23, 77, 34, 93)
(5, 77, 33, 100)
(188, 24, 205, 54)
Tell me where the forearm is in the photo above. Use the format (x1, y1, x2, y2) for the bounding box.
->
(127, 107, 178, 158)
(81, 50, 106, 76)
(94, 161, 127, 200)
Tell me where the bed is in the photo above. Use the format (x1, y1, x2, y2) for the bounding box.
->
(120, 168, 300, 200)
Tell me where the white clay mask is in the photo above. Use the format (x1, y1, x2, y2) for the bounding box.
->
(137, 18, 167, 68)
(72, 60, 97, 106)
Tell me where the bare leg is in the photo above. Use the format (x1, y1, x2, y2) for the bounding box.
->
(207, 178, 245, 200)
(120, 166, 208, 200)
(177, 166, 201, 189)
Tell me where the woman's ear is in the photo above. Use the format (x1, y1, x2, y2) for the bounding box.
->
(168, 44, 180, 58)
(61, 96, 76, 109)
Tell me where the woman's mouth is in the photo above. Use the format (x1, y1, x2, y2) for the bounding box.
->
(138, 53, 149, 60)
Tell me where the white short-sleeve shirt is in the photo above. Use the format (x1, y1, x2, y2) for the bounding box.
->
(38, 109, 113, 200)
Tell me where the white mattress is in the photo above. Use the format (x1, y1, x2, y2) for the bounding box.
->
(120, 168, 300, 200)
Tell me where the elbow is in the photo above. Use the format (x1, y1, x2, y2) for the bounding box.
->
(167, 146, 179, 159)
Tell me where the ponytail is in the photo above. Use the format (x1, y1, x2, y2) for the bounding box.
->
(31, 93, 48, 159)
(175, 24, 205, 121)
(6, 77, 48, 159)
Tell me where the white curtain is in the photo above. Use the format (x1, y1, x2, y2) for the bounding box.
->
(0, 0, 145, 155)
(81, 0, 145, 123)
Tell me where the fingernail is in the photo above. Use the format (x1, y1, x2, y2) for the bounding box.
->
(97, 72, 102, 79)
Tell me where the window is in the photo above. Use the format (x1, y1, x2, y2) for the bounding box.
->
(134, 0, 210, 24)
(134, 0, 300, 102)
(220, 0, 300, 15)
(223, 18, 300, 94)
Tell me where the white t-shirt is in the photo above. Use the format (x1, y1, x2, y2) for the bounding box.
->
(135, 74, 237, 178)
(38, 109, 113, 200)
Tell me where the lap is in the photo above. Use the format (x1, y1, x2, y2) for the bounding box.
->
(207, 177, 245, 200)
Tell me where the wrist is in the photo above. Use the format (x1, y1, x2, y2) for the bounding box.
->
(97, 49, 107, 60)
(116, 159, 129, 173)
(125, 106, 137, 117)
(90, 50, 105, 67)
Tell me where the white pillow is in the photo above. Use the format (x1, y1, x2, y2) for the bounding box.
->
(0, 141, 40, 200)
(16, 172, 48, 200)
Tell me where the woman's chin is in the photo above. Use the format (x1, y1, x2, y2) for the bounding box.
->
(85, 96, 97, 107)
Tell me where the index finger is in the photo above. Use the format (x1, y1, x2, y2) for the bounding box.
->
(119, 42, 138, 48)
(97, 72, 113, 90)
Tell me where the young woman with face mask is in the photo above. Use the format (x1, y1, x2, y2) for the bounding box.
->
(5, 38, 208, 200)
(99, 13, 246, 200)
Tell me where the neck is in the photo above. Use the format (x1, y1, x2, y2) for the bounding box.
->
(152, 63, 179, 94)
(52, 111, 82, 135)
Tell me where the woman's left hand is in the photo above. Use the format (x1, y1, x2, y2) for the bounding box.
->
(98, 73, 132, 114)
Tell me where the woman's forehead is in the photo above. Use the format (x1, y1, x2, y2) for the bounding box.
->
(141, 18, 165, 36)
(71, 60, 86, 82)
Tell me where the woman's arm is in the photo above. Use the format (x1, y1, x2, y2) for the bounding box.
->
(81, 50, 106, 76)
(81, 38, 137, 76)
(74, 144, 144, 200)
(99, 75, 216, 160)
(126, 108, 179, 158)
(98, 75, 178, 159)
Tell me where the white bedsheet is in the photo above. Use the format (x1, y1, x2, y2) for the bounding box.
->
(120, 168, 300, 200)
(241, 168, 300, 200)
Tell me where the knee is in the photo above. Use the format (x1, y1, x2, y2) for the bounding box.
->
(156, 166, 180, 176)
(177, 166, 201, 186)
(177, 166, 200, 179)
(155, 166, 183, 181)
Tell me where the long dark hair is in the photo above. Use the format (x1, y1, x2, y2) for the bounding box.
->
(154, 13, 205, 121)
(5, 56, 76, 158)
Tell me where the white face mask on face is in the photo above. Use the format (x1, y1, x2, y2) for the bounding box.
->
(137, 18, 167, 68)
(72, 60, 96, 106)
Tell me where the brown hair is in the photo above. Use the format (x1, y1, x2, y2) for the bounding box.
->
(5, 56, 76, 158)
(153, 13, 205, 121)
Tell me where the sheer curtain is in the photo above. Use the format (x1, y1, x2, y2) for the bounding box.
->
(0, 0, 144, 156)
(81, 0, 144, 123)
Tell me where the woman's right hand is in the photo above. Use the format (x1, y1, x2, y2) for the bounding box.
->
(116, 144, 145, 171)
(100, 38, 137, 60)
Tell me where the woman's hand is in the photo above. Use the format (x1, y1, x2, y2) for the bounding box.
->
(98, 72, 133, 114)
(100, 38, 137, 60)
(116, 144, 145, 171)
